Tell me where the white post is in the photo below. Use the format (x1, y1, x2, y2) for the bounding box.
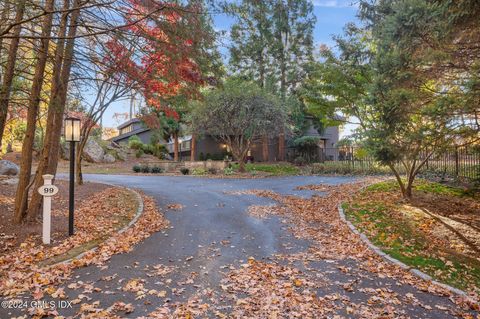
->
(42, 174, 54, 245)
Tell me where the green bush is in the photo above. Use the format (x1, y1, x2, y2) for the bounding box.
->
(135, 149, 144, 158)
(293, 136, 321, 163)
(132, 164, 141, 173)
(224, 166, 234, 175)
(140, 164, 151, 173)
(128, 136, 143, 150)
(192, 168, 207, 175)
(211, 153, 225, 161)
(142, 144, 154, 154)
(199, 152, 205, 161)
(309, 162, 392, 175)
(180, 168, 190, 175)
(151, 166, 164, 174)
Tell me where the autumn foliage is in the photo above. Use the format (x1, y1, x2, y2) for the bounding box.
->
(104, 0, 207, 120)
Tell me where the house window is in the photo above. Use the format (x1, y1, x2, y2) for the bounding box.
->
(120, 125, 132, 135)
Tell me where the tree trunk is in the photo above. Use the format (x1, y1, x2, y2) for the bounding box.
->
(0, 0, 26, 150)
(262, 135, 269, 162)
(27, 0, 81, 221)
(173, 132, 179, 161)
(190, 134, 196, 161)
(238, 160, 246, 173)
(0, 2, 11, 78)
(231, 143, 247, 173)
(76, 137, 88, 186)
(13, 0, 55, 223)
(278, 131, 285, 161)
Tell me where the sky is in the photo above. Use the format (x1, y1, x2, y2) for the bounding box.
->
(101, 0, 360, 137)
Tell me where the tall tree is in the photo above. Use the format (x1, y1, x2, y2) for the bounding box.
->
(227, 0, 315, 161)
(305, 0, 479, 199)
(26, 0, 82, 220)
(271, 0, 315, 160)
(0, 0, 26, 150)
(14, 0, 55, 223)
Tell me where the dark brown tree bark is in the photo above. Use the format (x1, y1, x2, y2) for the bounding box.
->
(27, 0, 81, 221)
(262, 135, 269, 161)
(190, 134, 196, 161)
(278, 132, 285, 161)
(173, 132, 179, 161)
(0, 2, 11, 76)
(75, 125, 92, 186)
(0, 0, 26, 150)
(14, 0, 55, 223)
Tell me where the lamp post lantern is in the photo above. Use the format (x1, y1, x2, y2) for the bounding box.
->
(64, 116, 80, 236)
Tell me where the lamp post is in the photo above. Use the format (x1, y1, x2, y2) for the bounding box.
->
(64, 117, 80, 236)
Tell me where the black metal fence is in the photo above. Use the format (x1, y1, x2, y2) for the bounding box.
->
(287, 146, 480, 180)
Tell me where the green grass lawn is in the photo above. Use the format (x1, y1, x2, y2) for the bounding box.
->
(232, 162, 301, 176)
(344, 179, 480, 292)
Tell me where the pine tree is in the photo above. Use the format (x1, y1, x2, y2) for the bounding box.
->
(227, 0, 315, 160)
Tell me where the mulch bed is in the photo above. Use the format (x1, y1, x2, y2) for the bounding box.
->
(0, 178, 109, 255)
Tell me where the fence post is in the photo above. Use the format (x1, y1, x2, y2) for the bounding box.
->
(454, 147, 459, 178)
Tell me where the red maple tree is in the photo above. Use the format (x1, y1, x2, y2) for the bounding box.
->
(104, 0, 206, 120)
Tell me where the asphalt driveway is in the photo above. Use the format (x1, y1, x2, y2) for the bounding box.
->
(1, 175, 471, 318)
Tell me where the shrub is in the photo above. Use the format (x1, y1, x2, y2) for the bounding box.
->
(205, 153, 212, 160)
(151, 166, 164, 174)
(128, 136, 143, 150)
(199, 152, 205, 161)
(140, 164, 151, 173)
(135, 149, 144, 158)
(152, 144, 167, 158)
(224, 166, 234, 175)
(293, 136, 321, 162)
(208, 167, 217, 175)
(293, 156, 306, 166)
(211, 153, 224, 161)
(309, 162, 393, 175)
(132, 164, 141, 173)
(142, 144, 154, 155)
(180, 168, 190, 175)
(192, 168, 207, 175)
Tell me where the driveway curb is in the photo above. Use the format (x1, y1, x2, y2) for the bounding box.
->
(338, 203, 472, 300)
(52, 185, 144, 266)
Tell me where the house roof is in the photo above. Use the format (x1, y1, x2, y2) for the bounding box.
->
(117, 118, 141, 130)
(110, 127, 150, 143)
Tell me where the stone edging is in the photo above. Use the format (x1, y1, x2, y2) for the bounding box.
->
(53, 185, 144, 266)
(338, 203, 471, 299)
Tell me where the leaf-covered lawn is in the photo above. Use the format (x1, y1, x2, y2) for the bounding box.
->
(344, 179, 480, 293)
(0, 188, 169, 306)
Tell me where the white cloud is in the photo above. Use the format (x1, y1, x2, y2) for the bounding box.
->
(312, 0, 358, 8)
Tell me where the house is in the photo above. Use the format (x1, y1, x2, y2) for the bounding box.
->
(295, 115, 341, 161)
(112, 116, 340, 162)
(111, 118, 155, 145)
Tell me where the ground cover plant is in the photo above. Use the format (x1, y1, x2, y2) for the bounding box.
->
(231, 163, 300, 176)
(344, 179, 480, 292)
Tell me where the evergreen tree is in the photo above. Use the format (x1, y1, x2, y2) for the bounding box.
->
(227, 0, 315, 160)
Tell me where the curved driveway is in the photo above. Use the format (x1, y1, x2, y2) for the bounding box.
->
(2, 174, 470, 318)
